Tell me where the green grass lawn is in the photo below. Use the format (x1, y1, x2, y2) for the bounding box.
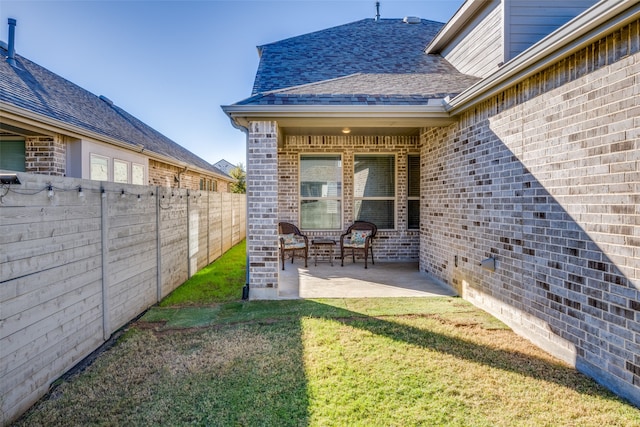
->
(15, 240, 640, 426)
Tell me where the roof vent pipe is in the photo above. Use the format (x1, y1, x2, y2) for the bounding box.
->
(403, 16, 421, 24)
(6, 18, 16, 66)
(375, 1, 380, 21)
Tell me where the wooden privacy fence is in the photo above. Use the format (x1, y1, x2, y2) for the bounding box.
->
(0, 172, 246, 425)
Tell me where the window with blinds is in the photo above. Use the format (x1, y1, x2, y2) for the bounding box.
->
(354, 154, 395, 229)
(300, 154, 342, 230)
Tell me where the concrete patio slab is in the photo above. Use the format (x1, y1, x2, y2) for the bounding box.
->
(277, 259, 457, 299)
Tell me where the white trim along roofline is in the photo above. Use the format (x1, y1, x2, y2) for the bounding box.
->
(445, 0, 640, 115)
(223, 1, 638, 130)
(222, 101, 453, 131)
(0, 101, 230, 181)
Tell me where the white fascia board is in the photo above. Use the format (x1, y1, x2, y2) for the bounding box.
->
(1, 101, 230, 181)
(222, 102, 451, 129)
(446, 0, 639, 115)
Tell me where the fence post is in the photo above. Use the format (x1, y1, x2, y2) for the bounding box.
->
(155, 186, 162, 302)
(100, 186, 110, 340)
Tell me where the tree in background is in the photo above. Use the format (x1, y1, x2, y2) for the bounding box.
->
(229, 163, 246, 194)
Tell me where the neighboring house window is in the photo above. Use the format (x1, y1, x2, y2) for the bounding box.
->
(132, 163, 145, 185)
(210, 180, 217, 192)
(90, 154, 109, 181)
(0, 139, 25, 171)
(199, 178, 216, 191)
(113, 159, 129, 184)
(354, 154, 395, 229)
(408, 155, 420, 230)
(300, 154, 342, 230)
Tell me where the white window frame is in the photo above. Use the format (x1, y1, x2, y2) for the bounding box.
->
(90, 153, 110, 181)
(113, 159, 129, 184)
(353, 153, 397, 230)
(132, 162, 145, 185)
(299, 153, 343, 231)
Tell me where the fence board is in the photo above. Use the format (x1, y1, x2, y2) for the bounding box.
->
(0, 173, 245, 425)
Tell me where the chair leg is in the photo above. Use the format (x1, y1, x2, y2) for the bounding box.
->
(341, 246, 345, 266)
(281, 248, 285, 270)
(370, 247, 374, 265)
(304, 247, 308, 268)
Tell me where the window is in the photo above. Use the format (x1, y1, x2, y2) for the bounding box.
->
(300, 154, 342, 230)
(0, 139, 25, 171)
(90, 154, 109, 181)
(113, 159, 129, 183)
(408, 155, 420, 229)
(132, 163, 145, 185)
(354, 154, 395, 229)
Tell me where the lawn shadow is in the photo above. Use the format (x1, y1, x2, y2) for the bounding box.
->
(146, 297, 635, 415)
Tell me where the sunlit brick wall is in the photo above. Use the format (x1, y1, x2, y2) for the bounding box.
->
(246, 121, 279, 298)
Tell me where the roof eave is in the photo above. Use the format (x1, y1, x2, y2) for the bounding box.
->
(221, 102, 454, 130)
(446, 0, 639, 115)
(425, 0, 487, 54)
(1, 101, 231, 182)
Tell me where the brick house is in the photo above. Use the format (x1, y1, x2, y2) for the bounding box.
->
(224, 0, 640, 406)
(0, 21, 232, 192)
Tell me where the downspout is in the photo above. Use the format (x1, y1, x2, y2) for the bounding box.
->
(223, 109, 250, 300)
(241, 127, 250, 300)
(177, 166, 188, 188)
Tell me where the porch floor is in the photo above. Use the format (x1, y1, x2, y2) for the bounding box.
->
(277, 258, 458, 299)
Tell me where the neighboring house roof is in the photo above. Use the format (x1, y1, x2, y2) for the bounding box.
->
(244, 18, 480, 106)
(0, 45, 227, 178)
(213, 159, 237, 175)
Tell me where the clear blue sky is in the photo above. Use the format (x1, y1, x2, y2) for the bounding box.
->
(1, 0, 464, 168)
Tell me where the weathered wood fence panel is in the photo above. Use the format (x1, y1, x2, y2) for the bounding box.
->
(0, 173, 246, 425)
(158, 188, 189, 298)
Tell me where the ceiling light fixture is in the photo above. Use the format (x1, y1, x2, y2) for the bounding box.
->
(342, 127, 351, 134)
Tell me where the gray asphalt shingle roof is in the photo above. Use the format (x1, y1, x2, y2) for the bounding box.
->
(0, 46, 226, 176)
(240, 18, 480, 106)
(238, 73, 481, 105)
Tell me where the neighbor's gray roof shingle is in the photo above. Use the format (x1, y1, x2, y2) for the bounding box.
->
(0, 46, 226, 176)
(241, 18, 480, 106)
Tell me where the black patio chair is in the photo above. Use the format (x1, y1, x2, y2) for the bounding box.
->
(278, 222, 309, 270)
(340, 221, 377, 269)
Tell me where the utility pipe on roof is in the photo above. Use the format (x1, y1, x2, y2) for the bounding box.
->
(6, 18, 17, 67)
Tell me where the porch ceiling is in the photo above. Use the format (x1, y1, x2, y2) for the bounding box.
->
(222, 103, 455, 134)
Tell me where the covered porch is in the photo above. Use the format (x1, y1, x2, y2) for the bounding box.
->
(277, 259, 457, 299)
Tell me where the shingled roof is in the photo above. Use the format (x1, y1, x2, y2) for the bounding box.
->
(0, 46, 226, 176)
(240, 18, 480, 106)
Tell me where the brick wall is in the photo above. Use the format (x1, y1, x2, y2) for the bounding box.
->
(25, 135, 65, 176)
(247, 121, 279, 298)
(420, 19, 640, 406)
(280, 135, 420, 261)
(148, 158, 230, 191)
